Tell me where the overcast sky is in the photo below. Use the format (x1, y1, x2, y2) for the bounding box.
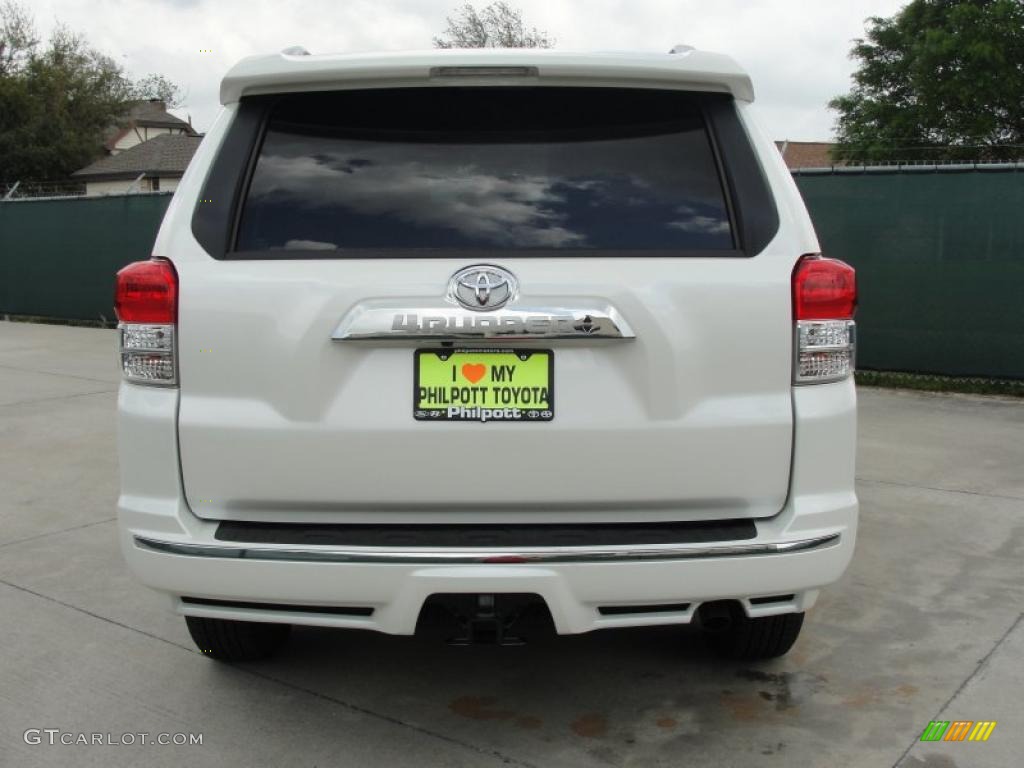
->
(32, 0, 906, 140)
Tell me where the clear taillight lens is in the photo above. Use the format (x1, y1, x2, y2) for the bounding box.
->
(114, 259, 178, 386)
(793, 255, 857, 385)
(795, 319, 856, 383)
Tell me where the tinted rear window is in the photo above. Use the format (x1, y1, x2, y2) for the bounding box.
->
(235, 88, 734, 254)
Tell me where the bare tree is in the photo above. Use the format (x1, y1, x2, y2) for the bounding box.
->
(0, 0, 38, 76)
(434, 2, 554, 49)
(133, 73, 185, 108)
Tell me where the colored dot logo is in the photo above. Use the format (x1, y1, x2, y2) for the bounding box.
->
(920, 720, 997, 743)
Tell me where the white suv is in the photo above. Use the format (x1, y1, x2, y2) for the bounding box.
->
(115, 47, 858, 662)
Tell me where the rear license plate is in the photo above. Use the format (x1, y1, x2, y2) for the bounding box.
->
(414, 349, 554, 422)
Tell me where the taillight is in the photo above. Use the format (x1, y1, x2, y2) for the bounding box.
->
(114, 259, 178, 386)
(792, 254, 856, 384)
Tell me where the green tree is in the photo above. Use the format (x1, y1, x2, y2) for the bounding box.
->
(434, 2, 554, 49)
(0, 2, 183, 181)
(830, 0, 1024, 164)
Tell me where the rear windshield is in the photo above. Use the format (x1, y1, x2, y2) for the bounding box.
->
(235, 87, 734, 254)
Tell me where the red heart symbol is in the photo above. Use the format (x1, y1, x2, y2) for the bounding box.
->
(462, 363, 487, 384)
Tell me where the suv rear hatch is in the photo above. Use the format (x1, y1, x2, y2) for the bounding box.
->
(176, 84, 791, 524)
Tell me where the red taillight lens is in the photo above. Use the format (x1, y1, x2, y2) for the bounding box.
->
(792, 255, 857, 321)
(115, 259, 178, 323)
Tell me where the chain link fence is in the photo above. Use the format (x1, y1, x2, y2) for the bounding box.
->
(821, 144, 1024, 167)
(2, 180, 89, 200)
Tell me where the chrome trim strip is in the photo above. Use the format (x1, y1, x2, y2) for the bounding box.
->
(134, 533, 840, 564)
(331, 303, 636, 341)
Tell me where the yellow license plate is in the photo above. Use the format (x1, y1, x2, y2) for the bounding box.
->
(414, 349, 554, 422)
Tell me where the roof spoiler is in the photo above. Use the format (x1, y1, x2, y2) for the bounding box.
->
(220, 48, 755, 104)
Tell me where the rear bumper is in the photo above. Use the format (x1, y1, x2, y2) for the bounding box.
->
(117, 378, 858, 634)
(123, 524, 853, 634)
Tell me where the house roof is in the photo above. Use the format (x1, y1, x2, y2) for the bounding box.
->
(776, 141, 841, 169)
(127, 99, 194, 129)
(73, 134, 203, 181)
(103, 100, 198, 151)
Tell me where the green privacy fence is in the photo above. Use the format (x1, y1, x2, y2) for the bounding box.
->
(795, 167, 1024, 379)
(0, 193, 171, 322)
(1, 174, 1022, 378)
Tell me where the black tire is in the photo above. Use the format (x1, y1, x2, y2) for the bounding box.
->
(707, 608, 804, 661)
(185, 616, 291, 662)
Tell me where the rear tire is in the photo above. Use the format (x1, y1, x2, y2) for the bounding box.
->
(706, 607, 804, 661)
(185, 616, 291, 662)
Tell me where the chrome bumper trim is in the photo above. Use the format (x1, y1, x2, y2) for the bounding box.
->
(133, 533, 841, 565)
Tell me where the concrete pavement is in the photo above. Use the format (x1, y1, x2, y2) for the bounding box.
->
(1, 320, 1021, 767)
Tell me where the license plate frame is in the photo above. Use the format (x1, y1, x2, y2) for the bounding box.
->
(414, 349, 554, 422)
